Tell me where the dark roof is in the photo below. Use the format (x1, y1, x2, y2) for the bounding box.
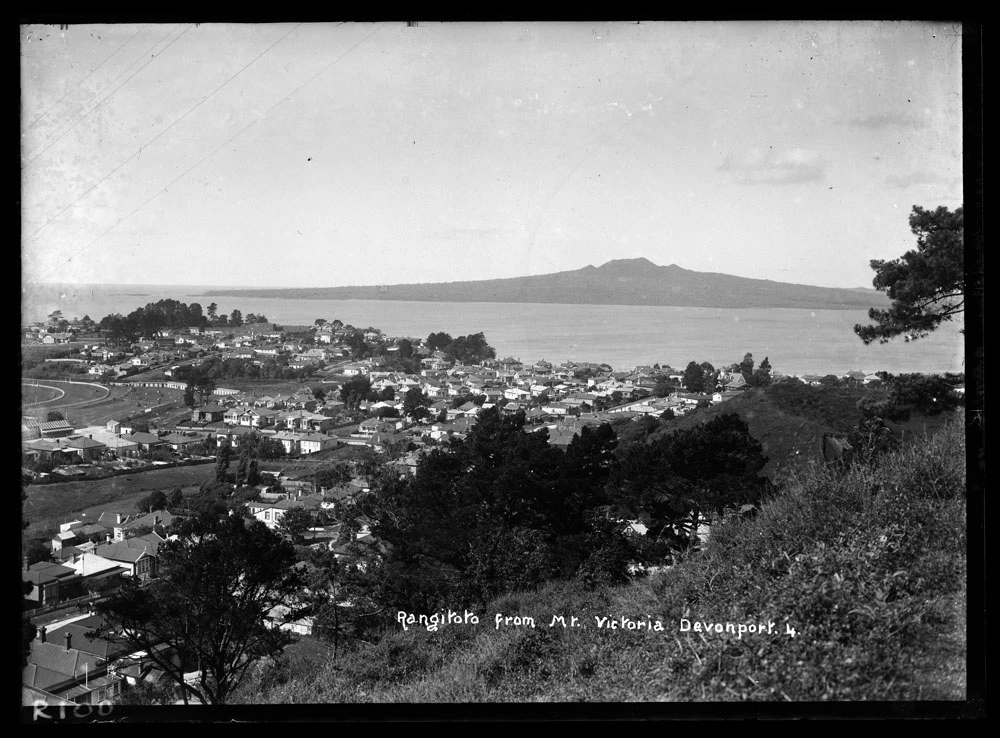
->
(45, 617, 129, 661)
(95, 534, 162, 563)
(63, 436, 107, 449)
(196, 404, 226, 413)
(124, 509, 179, 529)
(23, 561, 78, 585)
(122, 432, 163, 445)
(23, 641, 93, 689)
(39, 420, 74, 432)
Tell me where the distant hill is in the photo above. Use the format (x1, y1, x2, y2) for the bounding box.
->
(204, 258, 887, 310)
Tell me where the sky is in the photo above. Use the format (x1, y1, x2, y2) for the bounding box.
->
(21, 21, 964, 290)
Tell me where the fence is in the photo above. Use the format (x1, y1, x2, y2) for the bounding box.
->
(27, 458, 215, 485)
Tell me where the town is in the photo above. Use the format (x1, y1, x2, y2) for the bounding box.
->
(20, 305, 960, 708)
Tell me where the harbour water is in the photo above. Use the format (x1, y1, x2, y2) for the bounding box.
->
(21, 283, 964, 377)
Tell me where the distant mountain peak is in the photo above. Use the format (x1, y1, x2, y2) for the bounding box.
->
(598, 257, 659, 270)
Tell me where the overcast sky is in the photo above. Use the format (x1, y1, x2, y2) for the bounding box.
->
(21, 21, 963, 290)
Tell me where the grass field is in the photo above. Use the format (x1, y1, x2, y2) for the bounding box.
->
(20, 383, 65, 406)
(22, 463, 217, 538)
(70, 385, 189, 427)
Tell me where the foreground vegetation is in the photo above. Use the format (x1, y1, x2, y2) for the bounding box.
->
(235, 416, 966, 703)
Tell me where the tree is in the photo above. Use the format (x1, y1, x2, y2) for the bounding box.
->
(612, 414, 771, 552)
(46, 411, 65, 422)
(876, 372, 962, 421)
(94, 516, 300, 705)
(183, 385, 196, 409)
(207, 303, 218, 325)
(426, 331, 453, 353)
(215, 438, 232, 483)
(136, 489, 168, 513)
(855, 205, 964, 344)
(315, 463, 352, 492)
(167, 487, 185, 510)
(740, 353, 755, 382)
(230, 309, 243, 327)
(840, 416, 898, 467)
(403, 387, 430, 420)
(653, 377, 675, 397)
(340, 376, 372, 410)
(683, 361, 706, 393)
(193, 376, 216, 405)
(24, 537, 51, 566)
(277, 507, 314, 544)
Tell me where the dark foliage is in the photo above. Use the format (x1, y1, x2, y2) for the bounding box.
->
(94, 516, 300, 705)
(855, 205, 964, 344)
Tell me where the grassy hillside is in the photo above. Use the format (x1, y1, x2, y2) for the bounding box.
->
(234, 417, 967, 704)
(651, 383, 958, 477)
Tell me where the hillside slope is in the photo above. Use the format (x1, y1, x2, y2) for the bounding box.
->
(234, 418, 967, 705)
(649, 383, 960, 478)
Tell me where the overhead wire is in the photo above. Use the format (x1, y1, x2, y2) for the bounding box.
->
(24, 22, 305, 246)
(22, 24, 191, 170)
(33, 22, 381, 284)
(24, 24, 145, 133)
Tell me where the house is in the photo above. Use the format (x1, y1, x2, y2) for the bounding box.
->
(271, 431, 301, 456)
(191, 404, 226, 423)
(23, 614, 172, 706)
(215, 425, 257, 448)
(236, 407, 277, 428)
(23, 438, 76, 464)
(247, 497, 318, 530)
(119, 509, 179, 536)
(299, 433, 338, 455)
(22, 625, 125, 705)
(724, 374, 748, 391)
(59, 552, 128, 597)
(94, 533, 164, 580)
(102, 436, 141, 458)
(357, 418, 387, 437)
(120, 432, 166, 454)
(161, 432, 202, 453)
(23, 561, 81, 608)
(62, 436, 107, 462)
(541, 401, 573, 416)
(266, 603, 314, 637)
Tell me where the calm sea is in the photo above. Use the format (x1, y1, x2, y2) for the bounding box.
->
(21, 283, 964, 376)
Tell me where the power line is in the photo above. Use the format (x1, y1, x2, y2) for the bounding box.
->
(24, 23, 304, 247)
(34, 22, 380, 284)
(22, 24, 191, 170)
(24, 25, 145, 133)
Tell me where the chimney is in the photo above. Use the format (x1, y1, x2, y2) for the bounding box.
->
(64, 631, 72, 651)
(38, 627, 47, 644)
(23, 556, 28, 571)
(116, 513, 123, 525)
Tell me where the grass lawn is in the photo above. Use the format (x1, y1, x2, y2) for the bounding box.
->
(22, 463, 217, 538)
(20, 383, 65, 405)
(67, 385, 188, 427)
(21, 378, 109, 413)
